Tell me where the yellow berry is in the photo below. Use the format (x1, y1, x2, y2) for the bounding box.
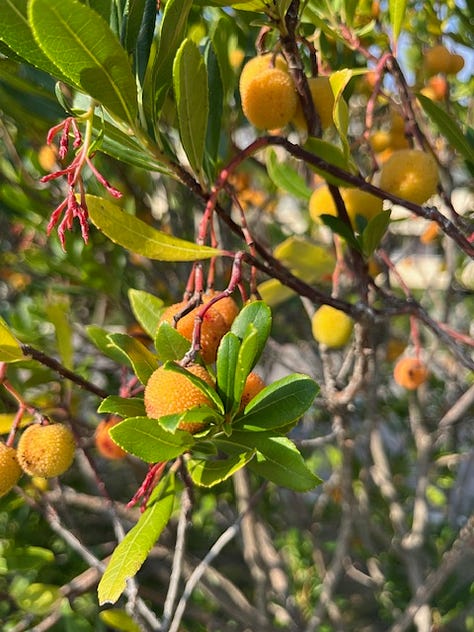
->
(240, 66, 297, 130)
(447, 53, 464, 74)
(239, 53, 288, 95)
(17, 424, 75, 478)
(0, 443, 22, 497)
(393, 357, 428, 389)
(309, 185, 382, 229)
(369, 130, 392, 153)
(159, 300, 230, 364)
(423, 45, 453, 75)
(311, 305, 354, 348)
(95, 417, 127, 460)
(240, 372, 266, 410)
(379, 149, 439, 205)
(144, 364, 215, 433)
(292, 76, 336, 132)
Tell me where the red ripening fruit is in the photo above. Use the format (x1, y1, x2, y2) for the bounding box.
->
(95, 417, 127, 460)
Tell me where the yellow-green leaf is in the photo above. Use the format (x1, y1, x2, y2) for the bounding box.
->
(86, 195, 221, 261)
(0, 317, 23, 363)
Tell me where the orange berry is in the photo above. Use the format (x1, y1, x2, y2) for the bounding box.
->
(203, 290, 240, 328)
(393, 357, 428, 389)
(292, 76, 336, 132)
(239, 53, 288, 95)
(240, 372, 266, 410)
(17, 424, 75, 478)
(427, 75, 448, 101)
(95, 417, 127, 460)
(379, 149, 439, 205)
(0, 443, 22, 497)
(159, 300, 229, 364)
(240, 66, 297, 130)
(144, 364, 215, 433)
(420, 221, 440, 244)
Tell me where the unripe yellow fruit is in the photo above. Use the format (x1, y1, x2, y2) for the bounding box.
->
(0, 443, 22, 497)
(369, 130, 392, 153)
(239, 53, 288, 95)
(379, 149, 439, 205)
(144, 364, 215, 433)
(240, 67, 297, 130)
(292, 76, 336, 131)
(17, 424, 75, 478)
(448, 53, 464, 74)
(240, 372, 266, 411)
(309, 185, 383, 228)
(311, 305, 354, 348)
(159, 300, 230, 364)
(423, 45, 453, 75)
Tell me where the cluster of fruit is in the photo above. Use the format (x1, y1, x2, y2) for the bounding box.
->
(0, 423, 75, 498)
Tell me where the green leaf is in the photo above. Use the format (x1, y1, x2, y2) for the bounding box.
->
(320, 214, 361, 251)
(163, 362, 224, 414)
(45, 298, 73, 370)
(389, 0, 407, 44)
(98, 475, 175, 604)
(153, 322, 191, 363)
(97, 396, 146, 418)
(230, 301, 272, 368)
(188, 451, 255, 487)
(232, 327, 260, 412)
(219, 432, 320, 491)
(143, 0, 193, 120)
(173, 38, 208, 176)
(87, 195, 221, 260)
(12, 582, 62, 616)
(216, 332, 242, 413)
(304, 138, 356, 186)
(237, 374, 319, 430)
(417, 93, 474, 165)
(0, 0, 71, 85)
(361, 209, 391, 257)
(128, 289, 164, 338)
(28, 0, 138, 126)
(158, 406, 223, 434)
(0, 317, 23, 363)
(106, 333, 159, 384)
(109, 417, 194, 462)
(267, 149, 312, 200)
(203, 38, 223, 179)
(86, 325, 131, 365)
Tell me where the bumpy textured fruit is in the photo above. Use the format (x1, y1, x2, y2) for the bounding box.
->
(203, 290, 240, 328)
(379, 149, 439, 205)
(240, 372, 266, 410)
(0, 443, 22, 497)
(393, 357, 428, 389)
(309, 185, 383, 228)
(239, 53, 288, 94)
(292, 76, 335, 131)
(159, 300, 230, 364)
(95, 417, 127, 460)
(17, 424, 75, 478)
(240, 66, 297, 130)
(311, 305, 354, 348)
(144, 364, 215, 433)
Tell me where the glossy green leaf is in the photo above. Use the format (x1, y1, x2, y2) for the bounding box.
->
(87, 195, 221, 261)
(389, 0, 407, 44)
(128, 289, 164, 338)
(158, 406, 223, 434)
(216, 332, 242, 413)
(320, 214, 361, 251)
(267, 149, 312, 200)
(28, 0, 138, 126)
(230, 301, 272, 368)
(232, 327, 259, 412)
(304, 138, 357, 186)
(97, 396, 146, 418)
(99, 608, 142, 632)
(188, 451, 255, 487)
(417, 93, 474, 164)
(361, 209, 391, 257)
(107, 333, 159, 384)
(98, 475, 175, 604)
(3, 545, 54, 572)
(0, 0, 71, 85)
(0, 317, 23, 363)
(45, 299, 73, 370)
(237, 374, 319, 429)
(143, 0, 192, 120)
(163, 362, 224, 414)
(86, 325, 131, 365)
(154, 322, 191, 363)
(173, 39, 208, 175)
(109, 418, 194, 462)
(203, 38, 223, 179)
